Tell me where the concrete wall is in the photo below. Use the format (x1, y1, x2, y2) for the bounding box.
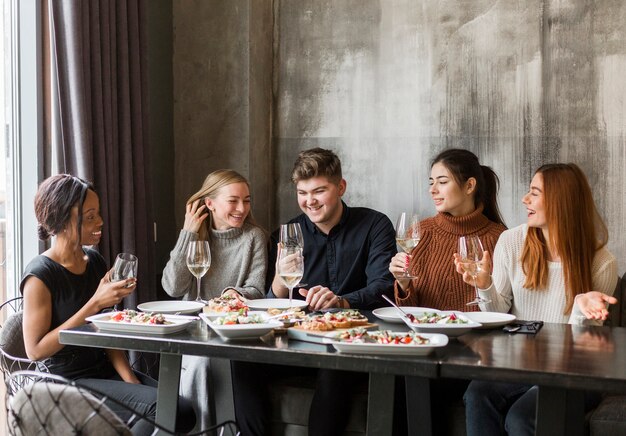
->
(172, 0, 626, 274)
(172, 0, 273, 230)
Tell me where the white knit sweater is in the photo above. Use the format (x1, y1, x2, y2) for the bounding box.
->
(478, 224, 618, 325)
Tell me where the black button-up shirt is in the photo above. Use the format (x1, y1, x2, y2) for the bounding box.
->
(267, 203, 396, 310)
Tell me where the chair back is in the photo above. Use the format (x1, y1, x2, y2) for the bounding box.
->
(6, 371, 132, 436)
(0, 297, 49, 396)
(6, 370, 240, 436)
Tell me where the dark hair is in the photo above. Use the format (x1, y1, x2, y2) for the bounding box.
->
(431, 148, 505, 226)
(291, 147, 342, 184)
(34, 174, 94, 241)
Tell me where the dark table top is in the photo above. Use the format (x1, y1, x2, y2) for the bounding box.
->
(438, 323, 626, 393)
(59, 315, 626, 392)
(59, 318, 440, 378)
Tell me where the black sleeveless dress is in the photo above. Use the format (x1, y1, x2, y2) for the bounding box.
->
(20, 249, 115, 379)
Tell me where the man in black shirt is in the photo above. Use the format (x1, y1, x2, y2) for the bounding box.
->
(267, 166, 396, 309)
(233, 148, 396, 436)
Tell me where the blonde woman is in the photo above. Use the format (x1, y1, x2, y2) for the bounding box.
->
(162, 169, 267, 301)
(162, 169, 267, 431)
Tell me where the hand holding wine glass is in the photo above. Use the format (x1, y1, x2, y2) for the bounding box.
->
(395, 213, 421, 279)
(458, 235, 491, 306)
(276, 246, 304, 308)
(186, 240, 211, 304)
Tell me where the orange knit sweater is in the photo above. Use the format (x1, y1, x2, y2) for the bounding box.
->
(395, 207, 506, 311)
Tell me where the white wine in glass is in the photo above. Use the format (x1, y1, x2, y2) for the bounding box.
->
(186, 240, 211, 304)
(277, 246, 304, 308)
(395, 213, 421, 279)
(459, 235, 490, 306)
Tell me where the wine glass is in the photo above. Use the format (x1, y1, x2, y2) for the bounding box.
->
(459, 235, 491, 306)
(276, 246, 304, 308)
(280, 223, 304, 249)
(186, 241, 211, 304)
(111, 253, 138, 311)
(395, 213, 421, 279)
(280, 223, 305, 287)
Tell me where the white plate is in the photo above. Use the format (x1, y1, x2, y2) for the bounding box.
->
(372, 307, 439, 324)
(403, 311, 482, 337)
(200, 313, 282, 340)
(86, 313, 195, 335)
(329, 332, 449, 355)
(463, 312, 516, 329)
(246, 298, 308, 311)
(137, 300, 205, 315)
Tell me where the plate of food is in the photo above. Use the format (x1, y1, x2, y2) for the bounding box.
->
(200, 312, 282, 340)
(328, 329, 449, 355)
(86, 310, 195, 334)
(202, 295, 250, 319)
(463, 312, 516, 329)
(137, 300, 205, 315)
(402, 310, 482, 337)
(246, 298, 308, 311)
(372, 307, 438, 324)
(288, 310, 377, 344)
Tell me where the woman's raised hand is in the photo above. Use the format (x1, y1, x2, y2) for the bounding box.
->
(576, 291, 618, 321)
(90, 270, 136, 311)
(453, 250, 492, 289)
(183, 199, 209, 233)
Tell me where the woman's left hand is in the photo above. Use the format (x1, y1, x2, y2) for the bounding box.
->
(576, 291, 618, 321)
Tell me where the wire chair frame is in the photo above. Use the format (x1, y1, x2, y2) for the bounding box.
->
(0, 297, 50, 396)
(6, 370, 239, 436)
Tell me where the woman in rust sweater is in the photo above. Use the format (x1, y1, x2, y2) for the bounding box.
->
(389, 148, 507, 311)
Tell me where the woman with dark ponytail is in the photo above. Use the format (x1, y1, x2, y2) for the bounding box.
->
(389, 148, 507, 311)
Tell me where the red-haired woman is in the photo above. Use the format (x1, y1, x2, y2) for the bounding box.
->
(457, 163, 618, 436)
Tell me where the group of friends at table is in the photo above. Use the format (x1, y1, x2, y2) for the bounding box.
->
(17, 146, 618, 436)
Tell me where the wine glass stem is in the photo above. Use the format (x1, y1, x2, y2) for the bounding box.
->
(473, 276, 480, 301)
(196, 277, 202, 302)
(288, 286, 293, 307)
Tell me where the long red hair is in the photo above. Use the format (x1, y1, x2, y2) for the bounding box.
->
(521, 163, 608, 314)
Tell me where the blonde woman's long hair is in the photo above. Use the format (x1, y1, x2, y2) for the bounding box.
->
(520, 163, 608, 314)
(187, 169, 258, 241)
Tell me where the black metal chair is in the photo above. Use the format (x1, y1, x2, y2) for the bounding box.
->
(0, 297, 49, 395)
(6, 370, 239, 436)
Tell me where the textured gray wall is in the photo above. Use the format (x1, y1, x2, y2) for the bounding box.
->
(273, 0, 626, 274)
(172, 0, 626, 274)
(173, 0, 273, 229)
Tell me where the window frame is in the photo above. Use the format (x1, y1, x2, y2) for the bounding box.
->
(5, 0, 43, 297)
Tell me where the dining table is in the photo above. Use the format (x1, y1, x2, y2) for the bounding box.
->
(59, 313, 626, 436)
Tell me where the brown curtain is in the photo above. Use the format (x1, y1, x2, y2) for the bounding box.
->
(47, 0, 155, 307)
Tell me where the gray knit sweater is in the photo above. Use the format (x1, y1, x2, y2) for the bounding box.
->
(161, 222, 267, 300)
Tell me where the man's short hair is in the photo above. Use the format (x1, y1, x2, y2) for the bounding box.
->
(291, 147, 342, 184)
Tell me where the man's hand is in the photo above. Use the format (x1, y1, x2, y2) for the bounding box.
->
(299, 286, 345, 311)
